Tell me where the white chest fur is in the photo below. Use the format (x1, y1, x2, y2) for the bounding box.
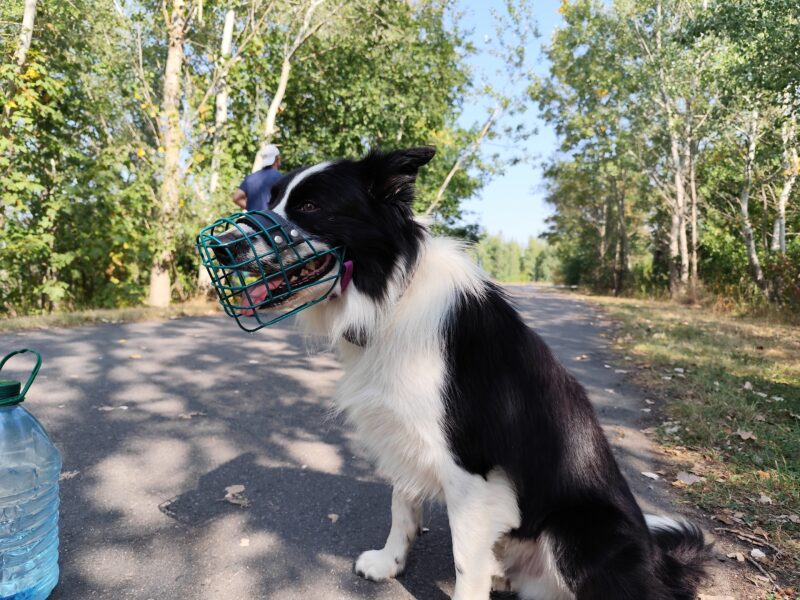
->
(304, 235, 485, 501)
(335, 337, 449, 500)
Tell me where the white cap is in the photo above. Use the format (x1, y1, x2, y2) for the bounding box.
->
(260, 143, 280, 168)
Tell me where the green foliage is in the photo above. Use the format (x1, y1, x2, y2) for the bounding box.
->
(534, 0, 800, 310)
(1, 0, 509, 316)
(1, 0, 153, 315)
(470, 233, 553, 282)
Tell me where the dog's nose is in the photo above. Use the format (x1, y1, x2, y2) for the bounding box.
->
(209, 228, 244, 266)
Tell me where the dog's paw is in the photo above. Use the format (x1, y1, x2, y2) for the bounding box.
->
(353, 549, 403, 581)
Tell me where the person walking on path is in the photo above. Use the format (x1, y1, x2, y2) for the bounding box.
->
(232, 144, 282, 211)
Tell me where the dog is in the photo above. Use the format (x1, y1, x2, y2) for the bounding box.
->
(217, 146, 709, 599)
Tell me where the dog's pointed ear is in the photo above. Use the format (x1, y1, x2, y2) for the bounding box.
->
(361, 146, 436, 204)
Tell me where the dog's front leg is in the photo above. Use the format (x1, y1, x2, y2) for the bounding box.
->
(354, 487, 422, 581)
(445, 469, 520, 600)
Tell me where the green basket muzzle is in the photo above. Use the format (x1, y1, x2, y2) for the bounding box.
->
(196, 210, 345, 332)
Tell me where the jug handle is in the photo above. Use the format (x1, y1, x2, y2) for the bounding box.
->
(0, 349, 42, 401)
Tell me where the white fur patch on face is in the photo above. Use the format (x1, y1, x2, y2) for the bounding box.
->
(272, 161, 332, 218)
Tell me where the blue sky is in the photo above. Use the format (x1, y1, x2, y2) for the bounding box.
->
(455, 0, 564, 243)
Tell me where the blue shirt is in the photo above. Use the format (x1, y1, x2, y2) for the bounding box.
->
(239, 167, 283, 212)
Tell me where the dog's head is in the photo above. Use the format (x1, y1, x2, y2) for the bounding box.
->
(209, 146, 436, 313)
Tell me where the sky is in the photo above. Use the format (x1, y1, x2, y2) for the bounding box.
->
(454, 0, 565, 243)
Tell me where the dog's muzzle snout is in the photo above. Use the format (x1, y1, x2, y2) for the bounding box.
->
(208, 228, 245, 266)
(196, 209, 345, 332)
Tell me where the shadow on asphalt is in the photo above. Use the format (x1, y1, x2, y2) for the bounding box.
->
(0, 285, 666, 599)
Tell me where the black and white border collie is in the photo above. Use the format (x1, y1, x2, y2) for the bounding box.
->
(253, 146, 709, 599)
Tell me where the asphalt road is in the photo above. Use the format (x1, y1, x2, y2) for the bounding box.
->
(1, 285, 735, 599)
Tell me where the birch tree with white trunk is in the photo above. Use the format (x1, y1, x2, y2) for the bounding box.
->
(13, 0, 37, 68)
(148, 0, 188, 307)
(737, 108, 766, 291)
(250, 0, 346, 173)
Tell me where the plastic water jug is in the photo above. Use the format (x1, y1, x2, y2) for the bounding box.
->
(0, 350, 60, 600)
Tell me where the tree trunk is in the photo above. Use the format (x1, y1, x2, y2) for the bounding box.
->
(739, 109, 766, 292)
(425, 106, 501, 216)
(148, 0, 187, 308)
(688, 140, 699, 289)
(773, 114, 797, 254)
(251, 0, 330, 173)
(251, 56, 292, 173)
(14, 0, 37, 68)
(668, 134, 688, 296)
(199, 8, 235, 294)
(209, 9, 235, 197)
(613, 176, 628, 296)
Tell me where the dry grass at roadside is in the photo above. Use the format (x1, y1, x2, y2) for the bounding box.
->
(583, 295, 800, 594)
(0, 300, 221, 333)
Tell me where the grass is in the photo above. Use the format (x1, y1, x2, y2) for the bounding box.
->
(0, 300, 221, 332)
(582, 294, 800, 592)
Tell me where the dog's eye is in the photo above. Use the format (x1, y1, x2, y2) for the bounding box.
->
(297, 201, 319, 213)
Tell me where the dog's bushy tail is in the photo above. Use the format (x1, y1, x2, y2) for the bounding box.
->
(646, 516, 711, 600)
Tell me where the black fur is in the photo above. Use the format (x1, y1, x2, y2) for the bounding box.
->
(267, 146, 709, 599)
(442, 284, 709, 598)
(268, 148, 433, 301)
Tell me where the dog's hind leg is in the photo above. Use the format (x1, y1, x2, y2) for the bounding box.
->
(354, 487, 422, 581)
(444, 468, 520, 600)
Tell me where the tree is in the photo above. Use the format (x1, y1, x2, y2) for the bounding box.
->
(147, 0, 189, 307)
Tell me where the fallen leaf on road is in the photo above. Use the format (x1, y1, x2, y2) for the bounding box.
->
(224, 484, 251, 508)
(60, 470, 80, 481)
(673, 471, 704, 486)
(735, 429, 756, 441)
(641, 471, 659, 480)
(727, 552, 745, 562)
(756, 470, 771, 480)
(327, 513, 339, 523)
(752, 526, 769, 540)
(178, 411, 207, 420)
